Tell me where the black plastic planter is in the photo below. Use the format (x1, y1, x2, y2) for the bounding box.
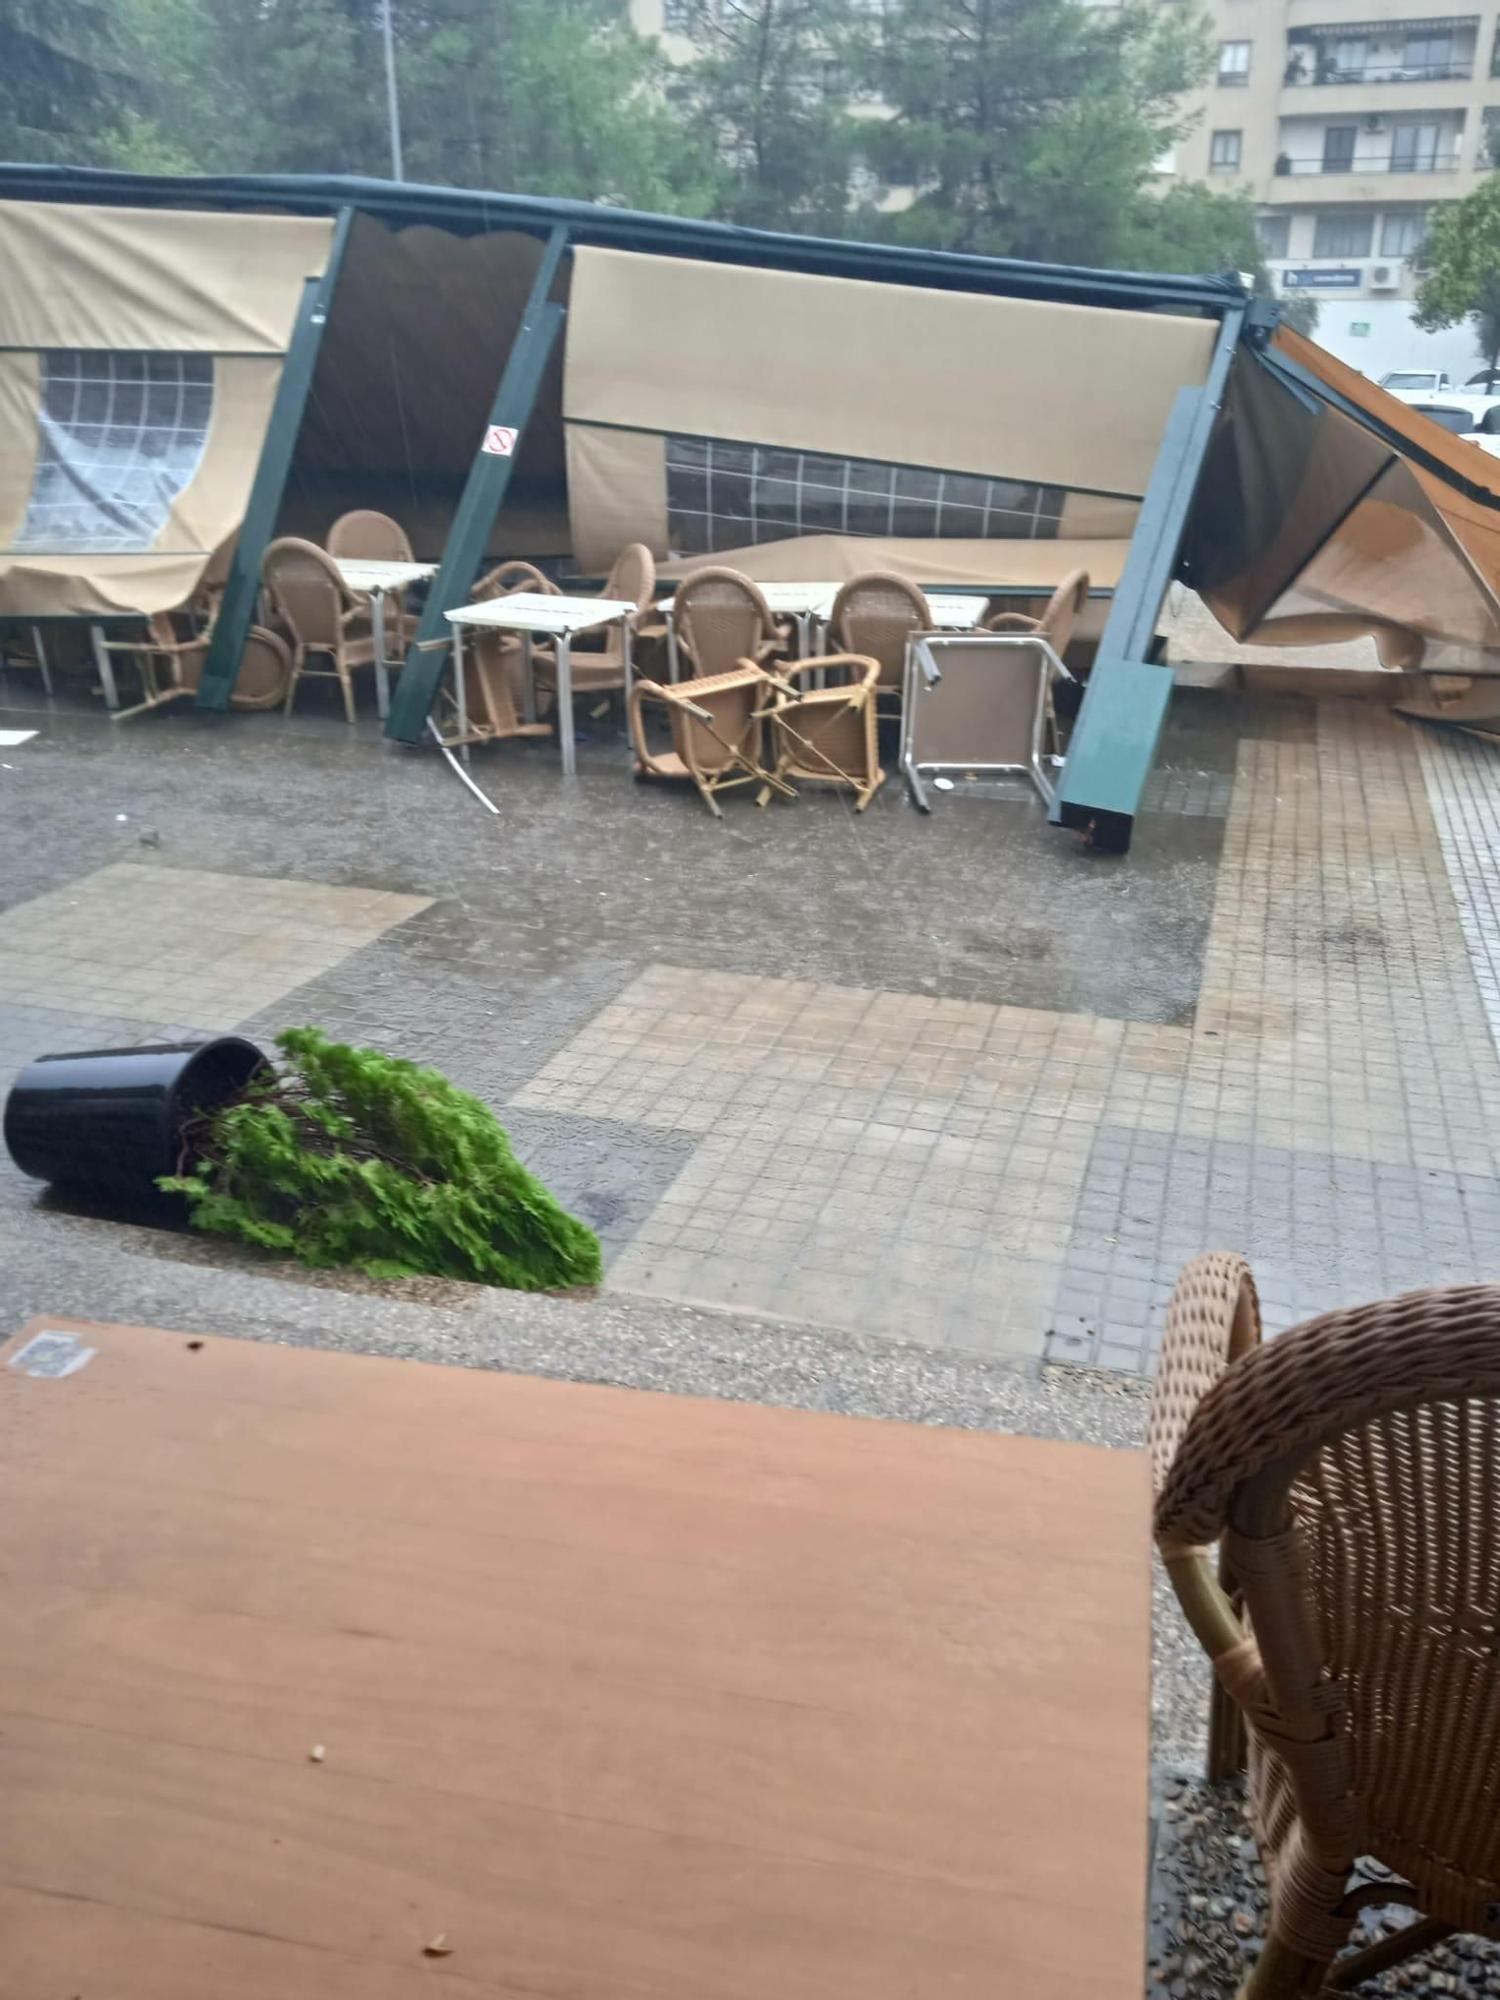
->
(3, 1038, 268, 1192)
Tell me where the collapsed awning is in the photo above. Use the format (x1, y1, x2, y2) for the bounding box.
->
(0, 200, 333, 619)
(1183, 326, 1500, 668)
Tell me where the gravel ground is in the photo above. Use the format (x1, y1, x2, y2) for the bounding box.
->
(1151, 1774, 1500, 1998)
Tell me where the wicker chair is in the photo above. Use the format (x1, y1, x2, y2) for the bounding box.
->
(672, 567, 784, 680)
(327, 510, 415, 562)
(629, 664, 790, 818)
(540, 542, 659, 700)
(759, 654, 885, 811)
(827, 571, 931, 709)
(263, 537, 379, 723)
(1150, 1258, 1500, 1998)
(98, 614, 290, 721)
(983, 568, 1089, 660)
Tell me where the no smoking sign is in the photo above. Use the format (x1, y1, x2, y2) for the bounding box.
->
(482, 425, 518, 457)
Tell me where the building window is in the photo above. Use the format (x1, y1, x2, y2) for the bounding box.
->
(663, 437, 1066, 556)
(1402, 31, 1453, 76)
(1380, 208, 1427, 255)
(1391, 120, 1442, 170)
(1218, 39, 1252, 82)
(1328, 37, 1368, 79)
(1322, 124, 1357, 170)
(1257, 213, 1291, 258)
(11, 350, 214, 555)
(1312, 212, 1373, 257)
(663, 0, 702, 28)
(1209, 129, 1243, 170)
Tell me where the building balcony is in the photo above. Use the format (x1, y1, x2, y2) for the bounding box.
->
(1284, 59, 1472, 83)
(1274, 149, 1462, 173)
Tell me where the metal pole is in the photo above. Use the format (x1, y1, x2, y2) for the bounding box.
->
(381, 0, 404, 182)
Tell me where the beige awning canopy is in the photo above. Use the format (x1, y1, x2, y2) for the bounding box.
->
(563, 244, 1213, 574)
(0, 200, 333, 620)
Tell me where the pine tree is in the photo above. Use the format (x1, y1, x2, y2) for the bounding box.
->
(0, 0, 127, 163)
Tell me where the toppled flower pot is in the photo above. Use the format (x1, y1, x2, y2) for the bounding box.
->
(3, 1038, 269, 1193)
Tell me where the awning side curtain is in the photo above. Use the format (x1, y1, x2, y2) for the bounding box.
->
(563, 246, 1218, 498)
(0, 202, 334, 354)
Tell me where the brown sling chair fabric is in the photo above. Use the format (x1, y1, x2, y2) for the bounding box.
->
(983, 568, 1089, 758)
(672, 567, 785, 680)
(760, 653, 885, 811)
(827, 571, 931, 703)
(262, 537, 379, 723)
(327, 510, 415, 562)
(629, 664, 787, 818)
(1151, 1259, 1500, 1998)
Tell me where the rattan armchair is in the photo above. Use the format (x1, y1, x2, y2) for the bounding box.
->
(1150, 1258, 1500, 1998)
(671, 567, 785, 680)
(327, 509, 415, 562)
(827, 571, 930, 711)
(540, 542, 659, 701)
(263, 537, 380, 723)
(759, 653, 885, 810)
(984, 567, 1089, 659)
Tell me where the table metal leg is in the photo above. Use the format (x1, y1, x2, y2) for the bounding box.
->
(557, 634, 577, 777)
(452, 624, 470, 764)
(30, 626, 52, 697)
(521, 634, 538, 725)
(667, 618, 680, 683)
(90, 625, 119, 711)
(372, 595, 390, 720)
(622, 616, 634, 704)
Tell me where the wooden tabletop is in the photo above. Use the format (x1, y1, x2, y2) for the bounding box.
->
(0, 1317, 1150, 1999)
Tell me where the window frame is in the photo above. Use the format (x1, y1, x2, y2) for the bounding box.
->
(1217, 39, 1252, 81)
(1311, 210, 1374, 257)
(1209, 128, 1243, 170)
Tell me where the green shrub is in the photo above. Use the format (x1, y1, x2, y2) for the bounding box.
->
(161, 1027, 601, 1290)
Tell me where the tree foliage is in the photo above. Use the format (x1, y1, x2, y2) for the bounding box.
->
(665, 0, 865, 233)
(0, 0, 129, 163)
(162, 1028, 602, 1291)
(7, 0, 1273, 282)
(1414, 174, 1500, 382)
(855, 0, 1212, 265)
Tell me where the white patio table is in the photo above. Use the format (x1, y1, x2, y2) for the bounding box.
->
(444, 591, 637, 777)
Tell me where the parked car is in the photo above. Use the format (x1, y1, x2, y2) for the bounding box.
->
(1380, 368, 1453, 401)
(1466, 369, 1500, 391)
(1407, 393, 1500, 455)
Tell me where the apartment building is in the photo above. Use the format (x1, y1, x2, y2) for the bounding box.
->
(1171, 1, 1499, 316)
(631, 0, 1496, 362)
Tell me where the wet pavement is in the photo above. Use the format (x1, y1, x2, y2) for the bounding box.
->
(7, 666, 1500, 1998)
(3, 671, 1499, 1376)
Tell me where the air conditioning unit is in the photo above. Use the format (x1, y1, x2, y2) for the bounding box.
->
(1370, 263, 1399, 288)
(1364, 114, 1386, 132)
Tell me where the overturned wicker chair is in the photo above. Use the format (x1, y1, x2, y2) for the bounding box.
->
(758, 653, 885, 811)
(1150, 1258, 1500, 1998)
(629, 664, 790, 818)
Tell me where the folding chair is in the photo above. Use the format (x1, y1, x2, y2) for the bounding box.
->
(900, 631, 1074, 812)
(629, 665, 791, 818)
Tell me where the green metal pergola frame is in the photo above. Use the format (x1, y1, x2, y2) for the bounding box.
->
(0, 164, 1255, 848)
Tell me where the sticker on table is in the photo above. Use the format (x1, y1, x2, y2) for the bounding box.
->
(8, 1331, 97, 1379)
(482, 426, 518, 457)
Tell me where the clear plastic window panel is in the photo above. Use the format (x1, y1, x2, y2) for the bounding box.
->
(664, 437, 1066, 555)
(12, 350, 215, 554)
